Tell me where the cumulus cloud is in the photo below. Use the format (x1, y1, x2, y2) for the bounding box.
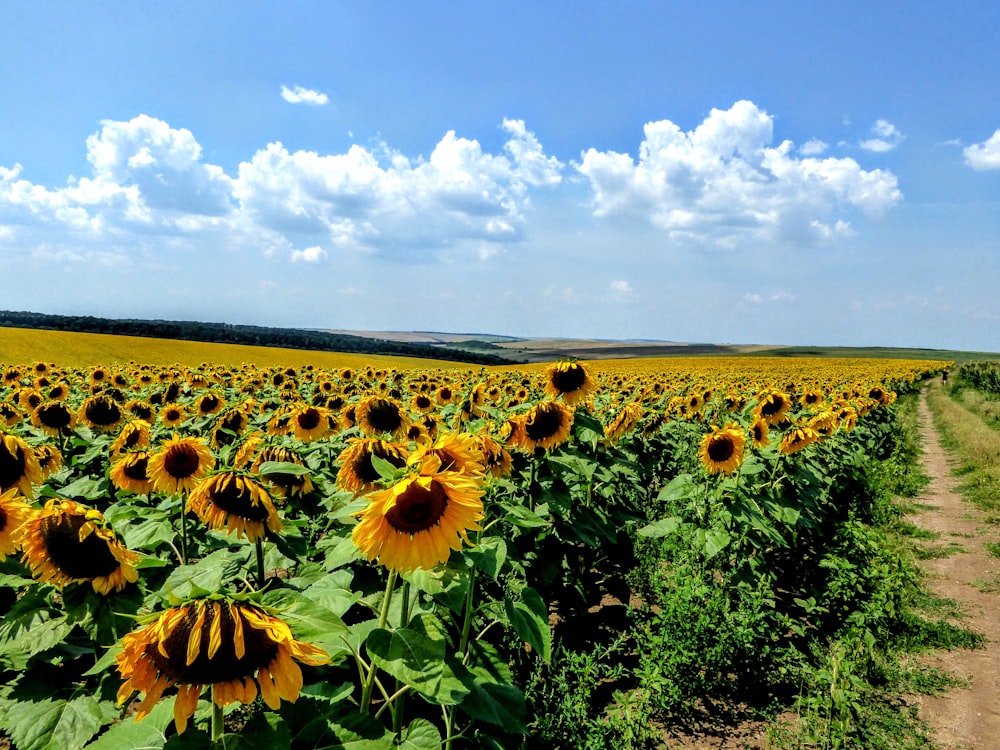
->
(290, 245, 327, 263)
(964, 129, 1000, 170)
(859, 119, 905, 152)
(799, 139, 828, 156)
(577, 100, 901, 247)
(610, 279, 633, 294)
(280, 85, 329, 106)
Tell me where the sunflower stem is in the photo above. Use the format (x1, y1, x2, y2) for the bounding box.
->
(360, 569, 397, 713)
(458, 560, 478, 659)
(178, 494, 188, 564)
(392, 580, 412, 735)
(255, 538, 266, 589)
(211, 689, 224, 743)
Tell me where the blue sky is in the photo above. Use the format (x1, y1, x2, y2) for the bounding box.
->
(2, 2, 1000, 351)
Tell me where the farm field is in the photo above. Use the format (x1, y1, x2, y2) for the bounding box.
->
(0, 330, 981, 749)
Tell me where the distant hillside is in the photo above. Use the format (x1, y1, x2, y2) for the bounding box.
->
(0, 311, 516, 366)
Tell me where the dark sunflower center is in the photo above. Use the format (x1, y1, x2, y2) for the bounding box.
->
(365, 400, 403, 433)
(439, 388, 452, 401)
(123, 455, 149, 481)
(0, 506, 7, 531)
(752, 425, 765, 441)
(551, 365, 586, 393)
(0, 443, 27, 488)
(525, 404, 564, 441)
(164, 444, 201, 479)
(297, 409, 321, 430)
(147, 603, 279, 684)
(415, 396, 432, 409)
(385, 480, 449, 534)
(166, 408, 182, 422)
(200, 396, 219, 413)
(38, 404, 72, 429)
(130, 404, 154, 420)
(208, 478, 270, 521)
(85, 398, 121, 426)
(707, 437, 735, 462)
(40, 513, 121, 579)
(759, 397, 784, 417)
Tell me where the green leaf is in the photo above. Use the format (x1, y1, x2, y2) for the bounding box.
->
(122, 515, 176, 552)
(163, 548, 246, 600)
(281, 684, 392, 749)
(465, 537, 506, 580)
(656, 473, 696, 505)
(368, 454, 401, 482)
(504, 587, 551, 663)
(256, 461, 312, 477)
(637, 516, 681, 538)
(702, 528, 731, 560)
(317, 534, 362, 571)
(0, 695, 116, 750)
(84, 698, 175, 750)
(57, 475, 105, 501)
(405, 560, 470, 612)
(260, 589, 350, 661)
(218, 712, 292, 750)
(498, 502, 549, 529)
(396, 718, 442, 749)
(366, 627, 470, 705)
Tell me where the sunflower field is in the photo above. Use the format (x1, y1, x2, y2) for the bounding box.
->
(0, 354, 944, 749)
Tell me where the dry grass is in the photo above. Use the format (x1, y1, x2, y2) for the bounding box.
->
(926, 383, 1000, 516)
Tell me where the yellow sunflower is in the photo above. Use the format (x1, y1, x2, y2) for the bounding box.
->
(754, 391, 792, 426)
(474, 433, 513, 478)
(34, 444, 63, 480)
(750, 417, 770, 449)
(352, 456, 485, 573)
(78, 394, 124, 433)
(603, 402, 642, 444)
(408, 393, 436, 414)
(0, 432, 44, 498)
(0, 488, 33, 559)
(698, 423, 746, 475)
(187, 472, 281, 543)
(251, 446, 314, 500)
(148, 435, 216, 495)
(507, 400, 574, 452)
(335, 438, 408, 494)
(195, 392, 225, 418)
(411, 431, 486, 477)
(19, 497, 139, 594)
(356, 396, 409, 439)
(110, 450, 155, 495)
(116, 597, 329, 734)
(0, 401, 22, 427)
(544, 361, 596, 405)
(779, 425, 821, 455)
(32, 400, 77, 436)
(288, 404, 334, 443)
(160, 405, 187, 429)
(111, 419, 152, 455)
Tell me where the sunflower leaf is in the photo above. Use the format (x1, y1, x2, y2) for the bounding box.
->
(503, 587, 551, 664)
(256, 461, 312, 477)
(0, 695, 116, 750)
(637, 516, 682, 538)
(83, 698, 175, 750)
(163, 548, 247, 601)
(395, 718, 443, 749)
(260, 588, 350, 661)
(465, 537, 507, 580)
(366, 627, 470, 706)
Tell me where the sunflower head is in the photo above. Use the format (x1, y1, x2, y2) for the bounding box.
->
(410, 431, 486, 477)
(187, 472, 281, 542)
(32, 401, 77, 436)
(288, 404, 333, 443)
(78, 394, 123, 433)
(779, 425, 821, 455)
(603, 402, 642, 444)
(0, 487, 33, 559)
(335, 438, 408, 494)
(148, 435, 216, 495)
(698, 423, 746, 475)
(754, 391, 792, 426)
(356, 396, 409, 439)
(19, 497, 139, 593)
(110, 450, 155, 495)
(507, 400, 574, 452)
(352, 461, 485, 573)
(34, 444, 63, 479)
(116, 597, 329, 734)
(750, 417, 770, 448)
(0, 432, 44, 498)
(545, 361, 596, 405)
(252, 446, 314, 499)
(111, 419, 152, 455)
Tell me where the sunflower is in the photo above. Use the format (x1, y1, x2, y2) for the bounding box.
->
(544, 361, 596, 405)
(251, 446, 314, 500)
(335, 438, 408, 494)
(0, 432, 44, 497)
(507, 400, 574, 452)
(19, 497, 139, 594)
(474, 433, 513, 478)
(352, 456, 485, 573)
(161, 405, 187, 428)
(808, 410, 839, 437)
(111, 420, 152, 455)
(750, 417, 770, 448)
(754, 391, 792, 426)
(110, 450, 155, 495)
(78, 394, 124, 433)
(32, 400, 77, 436)
(288, 404, 333, 443)
(435, 386, 456, 406)
(187, 472, 281, 543)
(0, 488, 33, 559)
(411, 431, 485, 477)
(603, 402, 642, 444)
(356, 396, 409, 439)
(34, 444, 63, 480)
(148, 435, 216, 495)
(409, 393, 436, 414)
(779, 425, 821, 455)
(195, 392, 225, 418)
(698, 423, 746, 475)
(116, 597, 329, 734)
(0, 401, 22, 427)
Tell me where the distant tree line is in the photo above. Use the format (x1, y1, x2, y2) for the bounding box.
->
(0, 310, 517, 366)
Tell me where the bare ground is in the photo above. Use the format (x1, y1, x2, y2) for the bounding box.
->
(910, 385, 1000, 750)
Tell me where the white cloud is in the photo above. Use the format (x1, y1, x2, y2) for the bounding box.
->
(610, 279, 632, 294)
(290, 245, 327, 263)
(742, 292, 763, 304)
(799, 139, 828, 156)
(964, 129, 1000, 170)
(577, 100, 901, 247)
(859, 118, 905, 152)
(770, 291, 796, 302)
(280, 85, 329, 106)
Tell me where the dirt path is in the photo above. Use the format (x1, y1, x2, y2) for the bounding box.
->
(911, 384, 1000, 750)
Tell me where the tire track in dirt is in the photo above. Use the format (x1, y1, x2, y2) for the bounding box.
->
(911, 385, 1000, 750)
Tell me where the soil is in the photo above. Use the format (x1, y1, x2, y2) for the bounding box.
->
(909, 384, 1000, 750)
